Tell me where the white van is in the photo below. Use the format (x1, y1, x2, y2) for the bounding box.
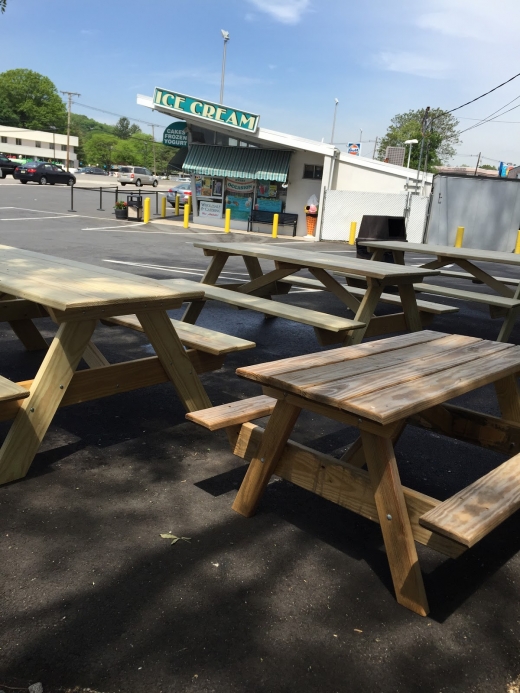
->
(118, 166, 158, 187)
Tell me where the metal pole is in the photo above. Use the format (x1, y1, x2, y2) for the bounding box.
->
(330, 99, 339, 144)
(220, 32, 229, 104)
(68, 183, 75, 212)
(115, 186, 119, 206)
(155, 191, 159, 215)
(151, 124, 157, 174)
(372, 136, 379, 159)
(98, 186, 104, 211)
(474, 152, 481, 176)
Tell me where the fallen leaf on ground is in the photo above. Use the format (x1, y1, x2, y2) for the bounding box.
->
(160, 533, 191, 545)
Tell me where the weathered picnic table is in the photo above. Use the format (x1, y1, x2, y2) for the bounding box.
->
(187, 330, 520, 616)
(366, 240, 520, 341)
(0, 245, 254, 485)
(167, 241, 448, 346)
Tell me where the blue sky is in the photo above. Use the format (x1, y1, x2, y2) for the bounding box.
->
(3, 0, 520, 165)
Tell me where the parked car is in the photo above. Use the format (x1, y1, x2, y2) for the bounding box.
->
(0, 154, 21, 177)
(118, 166, 158, 187)
(75, 166, 107, 175)
(13, 162, 76, 186)
(166, 184, 192, 207)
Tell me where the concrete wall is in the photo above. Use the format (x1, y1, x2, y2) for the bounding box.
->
(282, 149, 323, 236)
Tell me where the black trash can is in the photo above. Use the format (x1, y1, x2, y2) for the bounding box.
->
(127, 194, 143, 221)
(356, 215, 406, 260)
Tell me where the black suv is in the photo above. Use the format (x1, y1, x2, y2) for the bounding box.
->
(0, 154, 19, 177)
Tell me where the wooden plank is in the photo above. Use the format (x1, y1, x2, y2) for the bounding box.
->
(409, 403, 520, 455)
(137, 309, 211, 412)
(413, 283, 520, 308)
(8, 319, 48, 351)
(347, 344, 520, 425)
(302, 340, 508, 407)
(232, 400, 301, 517)
(46, 296, 188, 323)
(0, 299, 47, 322)
(105, 314, 255, 355)
(497, 305, 520, 343)
(366, 241, 520, 267)
(419, 453, 520, 547)
(0, 376, 29, 402)
(455, 259, 515, 298)
(364, 312, 436, 338)
(236, 267, 299, 294)
(0, 319, 97, 485)
(344, 280, 383, 345)
(308, 267, 361, 312)
(192, 242, 439, 281)
(233, 423, 466, 559)
(264, 334, 479, 394)
(82, 341, 110, 368)
(494, 375, 520, 422)
(438, 269, 520, 286)
(236, 330, 447, 383)
(397, 284, 423, 333)
(186, 395, 277, 431)
(361, 430, 429, 616)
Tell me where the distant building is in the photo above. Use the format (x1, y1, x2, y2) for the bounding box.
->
(434, 166, 498, 178)
(0, 126, 78, 168)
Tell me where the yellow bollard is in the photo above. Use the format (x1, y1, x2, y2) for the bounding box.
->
(161, 195, 166, 218)
(143, 197, 150, 224)
(183, 197, 190, 228)
(349, 221, 357, 245)
(175, 194, 179, 216)
(224, 207, 231, 233)
(272, 213, 279, 238)
(515, 230, 520, 254)
(455, 226, 464, 248)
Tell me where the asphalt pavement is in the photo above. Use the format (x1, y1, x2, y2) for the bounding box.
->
(0, 182, 519, 693)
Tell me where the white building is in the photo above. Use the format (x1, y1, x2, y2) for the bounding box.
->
(138, 89, 432, 239)
(0, 126, 78, 168)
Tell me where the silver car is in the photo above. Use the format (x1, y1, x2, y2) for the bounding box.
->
(118, 166, 158, 187)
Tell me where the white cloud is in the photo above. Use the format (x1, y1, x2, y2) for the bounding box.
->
(246, 0, 311, 24)
(376, 51, 450, 79)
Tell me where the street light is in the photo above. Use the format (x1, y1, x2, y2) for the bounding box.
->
(330, 98, 339, 144)
(404, 139, 419, 168)
(220, 30, 230, 104)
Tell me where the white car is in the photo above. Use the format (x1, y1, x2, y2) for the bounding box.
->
(118, 166, 158, 187)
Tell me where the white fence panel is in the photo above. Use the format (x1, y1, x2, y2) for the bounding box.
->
(320, 190, 429, 243)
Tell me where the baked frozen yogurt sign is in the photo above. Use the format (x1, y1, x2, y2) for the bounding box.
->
(153, 87, 260, 133)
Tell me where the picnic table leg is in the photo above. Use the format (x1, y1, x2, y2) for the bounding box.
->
(361, 429, 429, 616)
(343, 280, 383, 345)
(182, 252, 230, 324)
(232, 400, 301, 517)
(0, 319, 97, 485)
(136, 309, 212, 412)
(494, 374, 520, 423)
(397, 284, 423, 332)
(8, 319, 48, 351)
(496, 306, 520, 343)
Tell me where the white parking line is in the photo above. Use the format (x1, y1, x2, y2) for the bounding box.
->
(102, 258, 245, 282)
(82, 223, 145, 231)
(0, 214, 78, 221)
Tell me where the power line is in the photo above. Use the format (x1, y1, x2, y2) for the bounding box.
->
(438, 71, 520, 118)
(72, 100, 159, 128)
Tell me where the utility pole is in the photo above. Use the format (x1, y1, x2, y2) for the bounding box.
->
(151, 124, 157, 174)
(474, 152, 481, 176)
(372, 136, 379, 159)
(61, 90, 80, 171)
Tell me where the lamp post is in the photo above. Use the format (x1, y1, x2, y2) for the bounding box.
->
(49, 125, 56, 164)
(220, 30, 230, 104)
(330, 98, 339, 144)
(404, 139, 419, 168)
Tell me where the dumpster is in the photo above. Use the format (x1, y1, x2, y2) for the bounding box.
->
(127, 194, 143, 221)
(356, 215, 406, 260)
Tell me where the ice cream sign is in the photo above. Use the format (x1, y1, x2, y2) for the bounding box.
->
(153, 88, 259, 133)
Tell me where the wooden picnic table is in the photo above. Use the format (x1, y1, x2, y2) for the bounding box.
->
(366, 240, 520, 341)
(187, 330, 520, 616)
(178, 241, 442, 346)
(0, 244, 217, 485)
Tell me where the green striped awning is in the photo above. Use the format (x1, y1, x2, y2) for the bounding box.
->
(182, 145, 292, 182)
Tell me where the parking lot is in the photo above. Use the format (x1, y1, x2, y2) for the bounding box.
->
(0, 181, 520, 693)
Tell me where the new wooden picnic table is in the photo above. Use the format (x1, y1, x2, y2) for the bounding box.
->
(366, 240, 520, 341)
(187, 330, 520, 616)
(180, 241, 442, 345)
(0, 244, 215, 485)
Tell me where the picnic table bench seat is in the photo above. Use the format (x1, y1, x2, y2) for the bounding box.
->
(437, 269, 520, 286)
(159, 278, 366, 345)
(0, 375, 30, 403)
(413, 282, 520, 310)
(186, 394, 277, 431)
(104, 314, 256, 356)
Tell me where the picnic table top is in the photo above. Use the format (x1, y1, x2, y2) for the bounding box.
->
(193, 241, 439, 281)
(0, 245, 204, 314)
(366, 240, 520, 266)
(236, 330, 520, 425)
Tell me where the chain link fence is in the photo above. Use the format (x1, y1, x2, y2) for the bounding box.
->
(320, 190, 430, 243)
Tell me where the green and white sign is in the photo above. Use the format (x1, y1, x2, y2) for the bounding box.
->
(163, 121, 188, 147)
(154, 87, 259, 133)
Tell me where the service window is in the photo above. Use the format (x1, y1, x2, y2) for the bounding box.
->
(303, 164, 323, 180)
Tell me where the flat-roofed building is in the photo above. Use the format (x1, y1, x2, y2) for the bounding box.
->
(0, 126, 78, 168)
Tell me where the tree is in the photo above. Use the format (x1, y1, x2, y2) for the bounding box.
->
(112, 138, 140, 165)
(378, 108, 460, 171)
(114, 117, 141, 139)
(129, 123, 141, 136)
(0, 69, 67, 131)
(83, 133, 119, 170)
(0, 1, 6, 13)
(481, 164, 497, 170)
